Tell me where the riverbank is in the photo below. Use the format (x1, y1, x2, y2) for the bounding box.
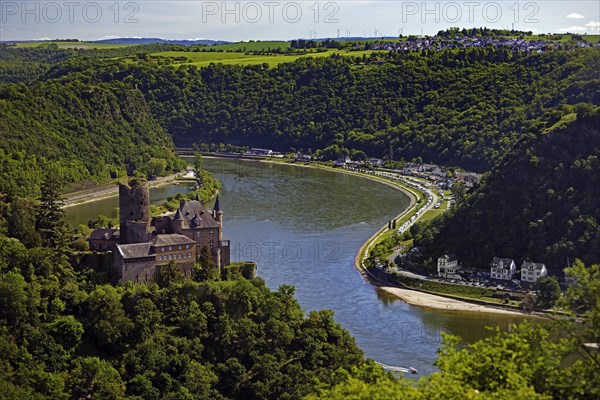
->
(379, 287, 525, 315)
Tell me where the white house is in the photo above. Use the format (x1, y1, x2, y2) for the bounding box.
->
(490, 257, 516, 280)
(437, 254, 462, 279)
(521, 262, 547, 283)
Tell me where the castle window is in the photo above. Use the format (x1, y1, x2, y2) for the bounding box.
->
(161, 247, 164, 252)
(210, 242, 213, 248)
(169, 246, 172, 251)
(178, 245, 182, 250)
(210, 230, 213, 236)
(188, 252, 192, 258)
(169, 255, 172, 260)
(195, 231, 200, 237)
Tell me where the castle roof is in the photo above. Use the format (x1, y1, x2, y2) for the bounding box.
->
(176, 200, 221, 229)
(89, 228, 120, 241)
(151, 234, 195, 247)
(173, 208, 184, 221)
(117, 234, 195, 259)
(214, 195, 221, 212)
(117, 242, 153, 259)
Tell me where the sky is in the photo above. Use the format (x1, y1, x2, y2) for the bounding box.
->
(1, 1, 599, 42)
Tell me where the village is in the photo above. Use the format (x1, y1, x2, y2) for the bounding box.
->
(367, 34, 599, 54)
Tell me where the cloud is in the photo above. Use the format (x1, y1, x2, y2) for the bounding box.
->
(36, 37, 52, 41)
(585, 21, 600, 31)
(558, 26, 587, 32)
(566, 13, 585, 19)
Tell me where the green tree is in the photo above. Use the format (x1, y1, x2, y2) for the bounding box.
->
(156, 260, 182, 288)
(83, 285, 134, 351)
(147, 158, 167, 177)
(35, 170, 71, 253)
(194, 152, 203, 172)
(66, 357, 126, 400)
(7, 198, 41, 248)
(534, 275, 561, 308)
(183, 361, 220, 399)
(195, 245, 219, 281)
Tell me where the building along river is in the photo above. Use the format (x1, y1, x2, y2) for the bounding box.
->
(66, 157, 533, 375)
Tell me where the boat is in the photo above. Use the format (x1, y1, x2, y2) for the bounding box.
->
(409, 367, 418, 374)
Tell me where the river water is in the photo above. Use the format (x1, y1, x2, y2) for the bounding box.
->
(66, 157, 532, 374)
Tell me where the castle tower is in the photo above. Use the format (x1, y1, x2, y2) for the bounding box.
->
(213, 195, 223, 230)
(172, 208, 184, 234)
(119, 180, 151, 244)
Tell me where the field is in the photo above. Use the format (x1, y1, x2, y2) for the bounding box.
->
(149, 49, 385, 67)
(207, 41, 291, 52)
(14, 41, 132, 49)
(522, 34, 600, 43)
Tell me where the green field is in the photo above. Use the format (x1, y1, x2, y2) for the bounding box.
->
(149, 49, 385, 67)
(521, 34, 600, 43)
(14, 41, 132, 49)
(207, 41, 291, 52)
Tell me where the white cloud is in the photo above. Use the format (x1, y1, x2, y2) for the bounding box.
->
(558, 26, 587, 32)
(585, 21, 600, 31)
(36, 37, 52, 41)
(566, 13, 585, 19)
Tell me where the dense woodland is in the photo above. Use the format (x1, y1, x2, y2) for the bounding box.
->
(1, 41, 600, 398)
(2, 45, 599, 198)
(0, 73, 184, 199)
(0, 172, 598, 399)
(411, 112, 600, 274)
(78, 48, 599, 172)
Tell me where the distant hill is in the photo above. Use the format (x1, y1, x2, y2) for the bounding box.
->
(94, 37, 230, 46)
(412, 110, 600, 274)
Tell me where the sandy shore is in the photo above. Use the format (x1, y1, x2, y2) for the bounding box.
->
(380, 287, 525, 315)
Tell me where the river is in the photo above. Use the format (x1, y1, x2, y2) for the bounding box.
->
(66, 157, 532, 375)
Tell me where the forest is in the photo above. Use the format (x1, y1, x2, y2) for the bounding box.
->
(410, 111, 600, 274)
(0, 171, 599, 399)
(1, 39, 600, 398)
(1, 44, 599, 198)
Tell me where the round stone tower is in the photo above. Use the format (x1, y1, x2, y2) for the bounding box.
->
(119, 179, 151, 244)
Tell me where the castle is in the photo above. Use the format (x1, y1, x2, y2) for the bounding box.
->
(89, 180, 230, 283)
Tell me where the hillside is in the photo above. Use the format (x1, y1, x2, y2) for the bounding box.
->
(121, 47, 600, 171)
(411, 111, 600, 273)
(2, 44, 599, 173)
(0, 79, 184, 198)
